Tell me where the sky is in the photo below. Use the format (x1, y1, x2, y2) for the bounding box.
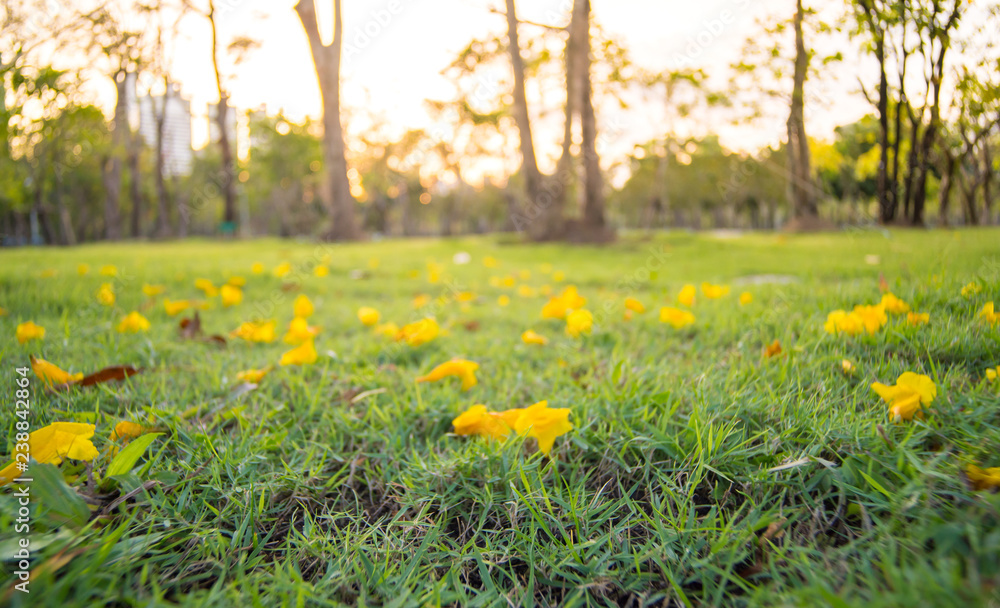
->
(73, 0, 874, 184)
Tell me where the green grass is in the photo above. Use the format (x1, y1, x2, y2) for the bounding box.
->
(1, 228, 999, 607)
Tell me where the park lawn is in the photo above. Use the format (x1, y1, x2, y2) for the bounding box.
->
(0, 228, 999, 607)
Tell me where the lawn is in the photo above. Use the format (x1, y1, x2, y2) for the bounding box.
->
(1, 228, 1000, 607)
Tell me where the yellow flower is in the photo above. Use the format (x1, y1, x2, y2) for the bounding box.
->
(39, 268, 57, 278)
(517, 285, 537, 298)
(117, 311, 151, 333)
(110, 421, 149, 443)
(251, 262, 265, 274)
(368, 257, 380, 269)
(522, 330, 548, 345)
(542, 286, 586, 319)
(624, 297, 645, 314)
(374, 322, 399, 338)
(96, 283, 116, 306)
(142, 284, 166, 297)
(195, 278, 218, 298)
(273, 262, 292, 278)
(16, 321, 45, 344)
(763, 339, 782, 358)
(966, 464, 1000, 491)
(230, 320, 277, 343)
(513, 401, 573, 456)
(452, 405, 512, 441)
(416, 359, 479, 391)
(357, 306, 381, 326)
(100, 265, 118, 276)
(701, 282, 730, 299)
(552, 271, 565, 282)
(226, 276, 246, 287)
(314, 264, 330, 277)
(220, 285, 243, 308)
(907, 312, 930, 326)
(283, 317, 320, 344)
(660, 307, 695, 328)
(412, 294, 431, 308)
(852, 304, 888, 334)
(979, 302, 999, 326)
(565, 309, 593, 338)
(871, 372, 937, 422)
(236, 365, 273, 384)
(985, 366, 999, 381)
(880, 293, 910, 314)
(164, 299, 194, 316)
(677, 284, 696, 307)
(498, 295, 511, 307)
(77, 264, 90, 276)
(31, 356, 83, 387)
(293, 294, 314, 318)
(739, 292, 753, 306)
(961, 282, 981, 298)
(841, 359, 855, 375)
(824, 310, 863, 336)
(502, 275, 516, 287)
(0, 422, 99, 485)
(279, 340, 318, 366)
(395, 318, 440, 347)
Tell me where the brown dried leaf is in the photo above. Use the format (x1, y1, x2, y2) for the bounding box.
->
(77, 366, 142, 387)
(179, 312, 202, 339)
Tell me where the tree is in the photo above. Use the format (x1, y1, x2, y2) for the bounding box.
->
(294, 0, 361, 240)
(786, 0, 818, 224)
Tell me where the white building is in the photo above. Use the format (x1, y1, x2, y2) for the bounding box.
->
(133, 79, 193, 177)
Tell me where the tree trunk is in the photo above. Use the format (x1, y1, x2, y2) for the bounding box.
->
(937, 150, 956, 227)
(128, 122, 143, 239)
(295, 0, 361, 241)
(983, 144, 993, 224)
(786, 0, 817, 222)
(52, 150, 76, 245)
(208, 1, 238, 230)
(575, 0, 608, 239)
(503, 0, 544, 235)
(105, 70, 127, 240)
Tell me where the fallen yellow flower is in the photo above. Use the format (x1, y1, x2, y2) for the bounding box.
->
(279, 340, 318, 366)
(677, 284, 696, 307)
(358, 306, 381, 326)
(164, 299, 194, 316)
(142, 284, 166, 297)
(230, 320, 277, 343)
(227, 276, 247, 287)
(195, 278, 218, 297)
(660, 307, 695, 328)
(565, 309, 593, 338)
(763, 339, 782, 358)
(624, 297, 645, 314)
(251, 262, 265, 274)
(966, 464, 1000, 491)
(293, 294, 314, 318)
(395, 318, 440, 347)
(283, 317, 321, 344)
(852, 304, 888, 334)
(417, 359, 479, 391)
(77, 264, 89, 275)
(374, 322, 399, 338)
(236, 365, 273, 384)
(100, 265, 118, 276)
(111, 421, 149, 443)
(701, 282, 730, 299)
(31, 355, 83, 387)
(880, 293, 910, 314)
(739, 292, 753, 306)
(498, 295, 511, 307)
(872, 371, 937, 422)
(522, 330, 548, 345)
(117, 311, 151, 333)
(961, 282, 981, 298)
(16, 321, 45, 344)
(513, 401, 573, 456)
(314, 264, 330, 277)
(0, 422, 99, 485)
(979, 302, 999, 326)
(273, 262, 292, 278)
(906, 312, 930, 326)
(824, 310, 864, 336)
(221, 284, 243, 307)
(452, 405, 512, 441)
(841, 359, 855, 375)
(96, 282, 116, 306)
(985, 366, 999, 381)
